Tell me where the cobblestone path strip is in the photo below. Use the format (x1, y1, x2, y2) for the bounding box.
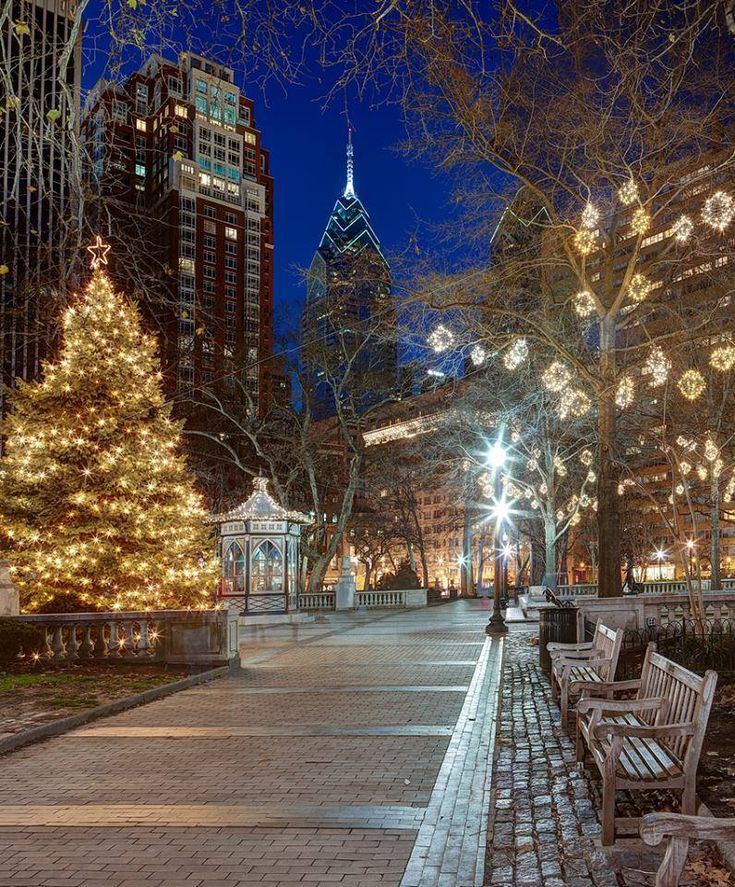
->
(484, 631, 619, 887)
(0, 602, 503, 887)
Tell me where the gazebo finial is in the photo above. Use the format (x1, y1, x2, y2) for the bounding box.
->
(254, 476, 268, 493)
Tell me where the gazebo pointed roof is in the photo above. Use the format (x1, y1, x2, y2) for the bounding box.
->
(211, 477, 310, 524)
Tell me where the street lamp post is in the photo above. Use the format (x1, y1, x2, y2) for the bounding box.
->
(486, 440, 509, 636)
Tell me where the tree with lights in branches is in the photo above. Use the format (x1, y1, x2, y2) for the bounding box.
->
(0, 239, 218, 612)
(358, 5, 735, 596)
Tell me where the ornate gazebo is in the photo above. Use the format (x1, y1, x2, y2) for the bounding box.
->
(211, 477, 309, 614)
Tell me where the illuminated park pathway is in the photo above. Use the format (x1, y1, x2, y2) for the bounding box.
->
(0, 601, 505, 886)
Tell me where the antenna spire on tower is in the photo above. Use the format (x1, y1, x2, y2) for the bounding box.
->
(344, 125, 355, 199)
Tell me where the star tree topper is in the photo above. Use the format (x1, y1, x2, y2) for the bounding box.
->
(86, 235, 111, 270)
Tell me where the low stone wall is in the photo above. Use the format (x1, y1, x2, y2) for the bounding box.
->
(298, 588, 428, 611)
(574, 591, 735, 640)
(15, 608, 240, 668)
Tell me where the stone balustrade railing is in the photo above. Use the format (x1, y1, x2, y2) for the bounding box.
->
(298, 588, 428, 610)
(15, 608, 240, 667)
(356, 590, 407, 608)
(574, 590, 735, 637)
(555, 578, 735, 599)
(298, 592, 336, 610)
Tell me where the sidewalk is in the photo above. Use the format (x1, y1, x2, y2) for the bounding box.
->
(484, 630, 619, 887)
(0, 601, 503, 887)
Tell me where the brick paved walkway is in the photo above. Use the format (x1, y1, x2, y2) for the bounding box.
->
(0, 601, 503, 887)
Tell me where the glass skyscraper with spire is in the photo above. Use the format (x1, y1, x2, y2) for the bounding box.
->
(303, 130, 398, 419)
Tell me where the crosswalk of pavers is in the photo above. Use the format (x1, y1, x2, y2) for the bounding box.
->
(0, 601, 503, 887)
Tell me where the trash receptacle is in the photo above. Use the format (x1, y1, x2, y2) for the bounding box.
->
(539, 606, 579, 674)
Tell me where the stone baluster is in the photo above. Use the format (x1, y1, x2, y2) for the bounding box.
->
(66, 623, 80, 662)
(107, 620, 121, 658)
(137, 620, 150, 658)
(50, 625, 66, 663)
(79, 624, 94, 659)
(120, 621, 135, 659)
(93, 621, 108, 658)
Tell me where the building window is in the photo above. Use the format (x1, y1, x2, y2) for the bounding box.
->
(136, 83, 148, 114)
(225, 271, 237, 284)
(203, 235, 216, 249)
(135, 118, 147, 132)
(203, 266, 215, 279)
(225, 300, 236, 314)
(239, 105, 250, 125)
(203, 206, 216, 218)
(225, 256, 237, 270)
(196, 79, 208, 94)
(135, 163, 146, 177)
(204, 250, 216, 264)
(195, 95, 208, 115)
(251, 541, 283, 592)
(112, 101, 128, 123)
(226, 212, 238, 224)
(225, 226, 237, 240)
(175, 103, 188, 118)
(168, 76, 182, 97)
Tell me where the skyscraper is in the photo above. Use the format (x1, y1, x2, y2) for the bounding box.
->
(304, 129, 397, 418)
(0, 0, 82, 416)
(82, 53, 274, 419)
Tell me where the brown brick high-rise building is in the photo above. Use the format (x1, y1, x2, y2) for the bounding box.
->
(83, 53, 274, 420)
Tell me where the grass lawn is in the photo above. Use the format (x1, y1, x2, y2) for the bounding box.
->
(0, 665, 189, 735)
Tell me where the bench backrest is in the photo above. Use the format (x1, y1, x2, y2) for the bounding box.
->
(591, 623, 623, 681)
(638, 642, 718, 763)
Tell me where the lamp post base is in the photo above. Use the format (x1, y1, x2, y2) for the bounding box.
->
(485, 610, 509, 635)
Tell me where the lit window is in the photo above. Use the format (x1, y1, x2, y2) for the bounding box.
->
(225, 226, 237, 240)
(199, 172, 211, 187)
(135, 118, 147, 132)
(242, 131, 256, 145)
(196, 79, 207, 94)
(135, 163, 146, 177)
(175, 103, 188, 118)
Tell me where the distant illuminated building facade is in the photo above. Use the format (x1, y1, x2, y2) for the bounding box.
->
(303, 129, 397, 418)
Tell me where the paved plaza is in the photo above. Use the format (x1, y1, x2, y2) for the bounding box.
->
(0, 601, 505, 887)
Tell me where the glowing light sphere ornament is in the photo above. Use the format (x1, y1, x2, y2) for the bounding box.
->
(616, 376, 635, 409)
(627, 273, 653, 304)
(580, 202, 599, 229)
(574, 228, 597, 256)
(710, 343, 735, 372)
(631, 208, 651, 236)
(574, 290, 596, 318)
(542, 361, 572, 393)
(503, 338, 528, 370)
(672, 214, 694, 243)
(558, 388, 591, 420)
(677, 368, 706, 401)
(644, 346, 671, 387)
(470, 344, 486, 367)
(618, 178, 639, 206)
(428, 324, 454, 354)
(702, 191, 735, 232)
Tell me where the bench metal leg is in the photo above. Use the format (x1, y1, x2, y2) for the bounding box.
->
(560, 682, 569, 728)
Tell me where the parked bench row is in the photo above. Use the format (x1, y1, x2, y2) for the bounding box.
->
(547, 620, 723, 886)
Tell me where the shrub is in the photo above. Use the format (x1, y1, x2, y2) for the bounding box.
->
(0, 619, 45, 663)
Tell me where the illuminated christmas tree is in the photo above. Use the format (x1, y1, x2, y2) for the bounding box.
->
(0, 239, 218, 612)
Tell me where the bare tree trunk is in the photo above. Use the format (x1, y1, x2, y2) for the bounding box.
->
(598, 317, 621, 598)
(711, 471, 722, 591)
(476, 536, 485, 596)
(363, 560, 372, 592)
(543, 514, 557, 588)
(461, 506, 473, 596)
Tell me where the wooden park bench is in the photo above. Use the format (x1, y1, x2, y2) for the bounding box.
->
(640, 811, 735, 887)
(576, 643, 717, 845)
(547, 620, 623, 728)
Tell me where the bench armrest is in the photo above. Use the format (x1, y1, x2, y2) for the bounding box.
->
(550, 650, 597, 663)
(577, 678, 641, 698)
(641, 812, 735, 846)
(577, 696, 666, 716)
(593, 721, 695, 741)
(546, 641, 592, 653)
